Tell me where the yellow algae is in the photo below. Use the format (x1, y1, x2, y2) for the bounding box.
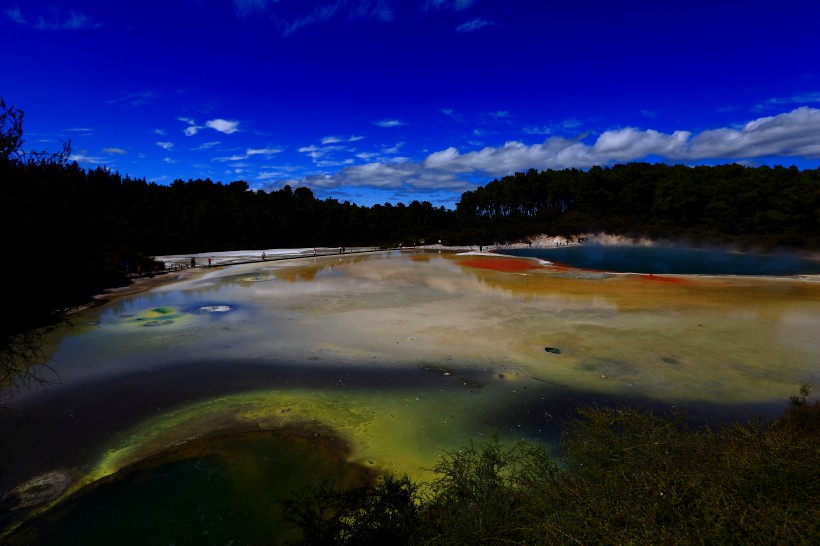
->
(59, 386, 494, 499)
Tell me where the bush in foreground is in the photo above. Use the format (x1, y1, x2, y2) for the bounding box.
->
(281, 386, 819, 545)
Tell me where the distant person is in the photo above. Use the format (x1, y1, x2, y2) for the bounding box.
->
(208, 257, 212, 267)
(313, 248, 317, 256)
(262, 252, 266, 261)
(191, 257, 196, 268)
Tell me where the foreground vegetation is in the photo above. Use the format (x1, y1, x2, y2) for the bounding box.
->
(281, 386, 819, 545)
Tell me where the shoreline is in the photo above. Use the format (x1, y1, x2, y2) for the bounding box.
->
(73, 237, 820, 317)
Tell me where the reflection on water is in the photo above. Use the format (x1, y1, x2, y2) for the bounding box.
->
(2, 249, 819, 541)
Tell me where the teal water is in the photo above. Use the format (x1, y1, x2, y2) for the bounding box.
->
(14, 431, 362, 546)
(500, 245, 820, 275)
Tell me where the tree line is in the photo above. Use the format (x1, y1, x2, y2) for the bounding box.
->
(456, 163, 820, 249)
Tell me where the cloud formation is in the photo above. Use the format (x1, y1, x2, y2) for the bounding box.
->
(456, 18, 498, 32)
(292, 107, 820, 192)
(321, 135, 364, 144)
(374, 119, 405, 127)
(108, 91, 157, 108)
(214, 147, 284, 162)
(754, 91, 820, 112)
(233, 0, 394, 36)
(69, 152, 106, 165)
(205, 119, 240, 134)
(180, 117, 240, 136)
(5, 6, 101, 30)
(424, 0, 475, 11)
(4, 7, 25, 24)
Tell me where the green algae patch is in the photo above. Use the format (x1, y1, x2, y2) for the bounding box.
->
(6, 431, 372, 546)
(129, 306, 186, 327)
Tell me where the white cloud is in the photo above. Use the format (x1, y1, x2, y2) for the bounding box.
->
(257, 171, 287, 180)
(9, 6, 101, 30)
(233, 0, 394, 36)
(206, 119, 240, 134)
(686, 107, 820, 158)
(291, 107, 820, 193)
(163, 157, 178, 164)
(180, 117, 239, 135)
(154, 129, 167, 135)
(103, 147, 127, 155)
(441, 108, 462, 121)
(193, 141, 221, 150)
(456, 18, 498, 33)
(298, 144, 350, 162)
(382, 142, 404, 154)
(298, 145, 322, 159)
(4, 7, 26, 24)
(178, 117, 202, 136)
(317, 158, 356, 168)
(754, 91, 820, 112)
(156, 141, 174, 150)
(214, 146, 284, 162)
(68, 152, 105, 165)
(108, 91, 156, 108)
(247, 147, 283, 156)
(321, 135, 364, 144)
(522, 126, 552, 135)
(37, 9, 101, 30)
(374, 119, 405, 128)
(424, 0, 475, 11)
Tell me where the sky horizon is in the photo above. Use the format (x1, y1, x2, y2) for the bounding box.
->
(4, 0, 820, 208)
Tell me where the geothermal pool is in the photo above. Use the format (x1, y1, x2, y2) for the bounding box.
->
(2, 249, 819, 543)
(500, 244, 820, 275)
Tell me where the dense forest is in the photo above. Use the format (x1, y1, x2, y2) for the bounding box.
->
(3, 98, 820, 341)
(457, 163, 820, 249)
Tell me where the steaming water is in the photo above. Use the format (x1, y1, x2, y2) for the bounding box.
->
(2, 249, 819, 543)
(500, 244, 820, 275)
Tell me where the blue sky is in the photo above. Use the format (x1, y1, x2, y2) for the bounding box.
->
(3, 0, 820, 208)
